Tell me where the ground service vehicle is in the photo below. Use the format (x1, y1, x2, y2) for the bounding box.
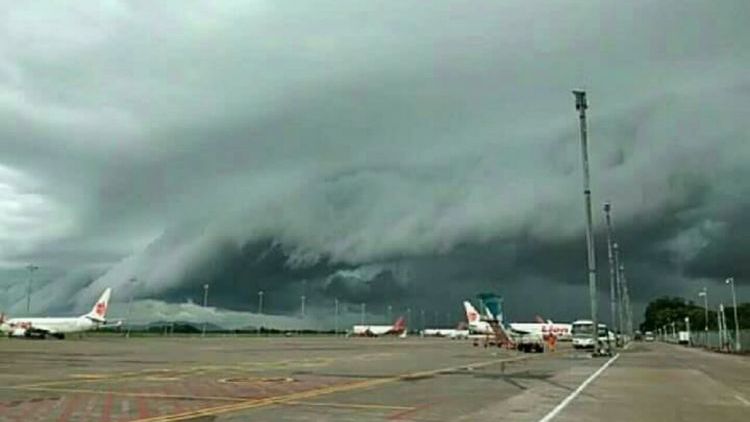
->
(571, 320, 611, 350)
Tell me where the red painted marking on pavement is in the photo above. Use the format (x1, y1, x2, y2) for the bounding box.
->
(14, 399, 54, 422)
(12, 402, 35, 422)
(214, 382, 244, 399)
(100, 393, 113, 422)
(38, 397, 62, 421)
(137, 396, 151, 419)
(387, 402, 431, 420)
(57, 395, 81, 422)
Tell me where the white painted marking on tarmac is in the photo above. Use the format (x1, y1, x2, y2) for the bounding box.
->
(537, 353, 620, 422)
(735, 395, 750, 406)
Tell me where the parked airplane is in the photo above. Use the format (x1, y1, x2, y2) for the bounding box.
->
(510, 316, 572, 341)
(422, 328, 469, 339)
(0, 288, 116, 339)
(351, 316, 406, 337)
(463, 300, 546, 351)
(463, 301, 495, 335)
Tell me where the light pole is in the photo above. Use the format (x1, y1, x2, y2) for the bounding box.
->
(407, 308, 412, 332)
(360, 303, 365, 325)
(387, 305, 392, 324)
(619, 262, 634, 338)
(685, 316, 692, 346)
(572, 90, 599, 353)
(25, 264, 39, 314)
(334, 298, 339, 335)
(257, 290, 264, 335)
(698, 288, 708, 347)
(717, 304, 725, 350)
(202, 283, 209, 337)
(603, 202, 618, 344)
(420, 309, 425, 331)
(726, 277, 741, 352)
(667, 321, 674, 341)
(613, 244, 625, 343)
(126, 277, 137, 338)
(300, 295, 306, 319)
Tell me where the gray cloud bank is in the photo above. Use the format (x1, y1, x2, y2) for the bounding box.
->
(1, 1, 749, 326)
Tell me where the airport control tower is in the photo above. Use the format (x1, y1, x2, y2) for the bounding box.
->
(476, 293, 504, 323)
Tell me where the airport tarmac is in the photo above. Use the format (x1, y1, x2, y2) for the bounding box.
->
(0, 336, 747, 421)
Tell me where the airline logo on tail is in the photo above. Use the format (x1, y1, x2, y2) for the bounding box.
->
(392, 316, 405, 331)
(463, 301, 480, 323)
(94, 302, 107, 318)
(85, 288, 111, 322)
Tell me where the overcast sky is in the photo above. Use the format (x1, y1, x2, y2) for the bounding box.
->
(0, 1, 748, 327)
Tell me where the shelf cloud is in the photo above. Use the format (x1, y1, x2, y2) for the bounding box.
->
(1, 1, 748, 326)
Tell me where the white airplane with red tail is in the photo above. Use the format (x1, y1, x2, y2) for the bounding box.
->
(351, 316, 407, 337)
(0, 288, 117, 339)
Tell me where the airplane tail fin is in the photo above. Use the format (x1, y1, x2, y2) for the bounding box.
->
(463, 301, 481, 324)
(535, 315, 546, 324)
(84, 288, 111, 322)
(393, 316, 406, 331)
(0, 312, 5, 324)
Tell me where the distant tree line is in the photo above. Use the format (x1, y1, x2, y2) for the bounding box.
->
(98, 323, 341, 335)
(640, 296, 749, 332)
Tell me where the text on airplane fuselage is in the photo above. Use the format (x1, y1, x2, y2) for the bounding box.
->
(541, 326, 569, 334)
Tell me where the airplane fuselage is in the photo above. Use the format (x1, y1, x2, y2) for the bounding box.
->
(351, 325, 403, 336)
(468, 320, 494, 335)
(0, 287, 112, 340)
(1, 316, 100, 337)
(510, 322, 572, 340)
(422, 329, 469, 339)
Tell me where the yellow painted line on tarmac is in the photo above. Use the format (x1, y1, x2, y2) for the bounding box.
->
(735, 395, 750, 406)
(131, 354, 532, 422)
(284, 401, 414, 411)
(14, 385, 246, 402)
(70, 374, 111, 379)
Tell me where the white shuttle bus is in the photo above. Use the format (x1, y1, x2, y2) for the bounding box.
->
(571, 319, 613, 349)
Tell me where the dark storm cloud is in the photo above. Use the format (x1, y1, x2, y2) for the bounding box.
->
(1, 1, 749, 325)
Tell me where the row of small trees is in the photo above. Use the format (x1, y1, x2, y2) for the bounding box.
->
(640, 296, 749, 332)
